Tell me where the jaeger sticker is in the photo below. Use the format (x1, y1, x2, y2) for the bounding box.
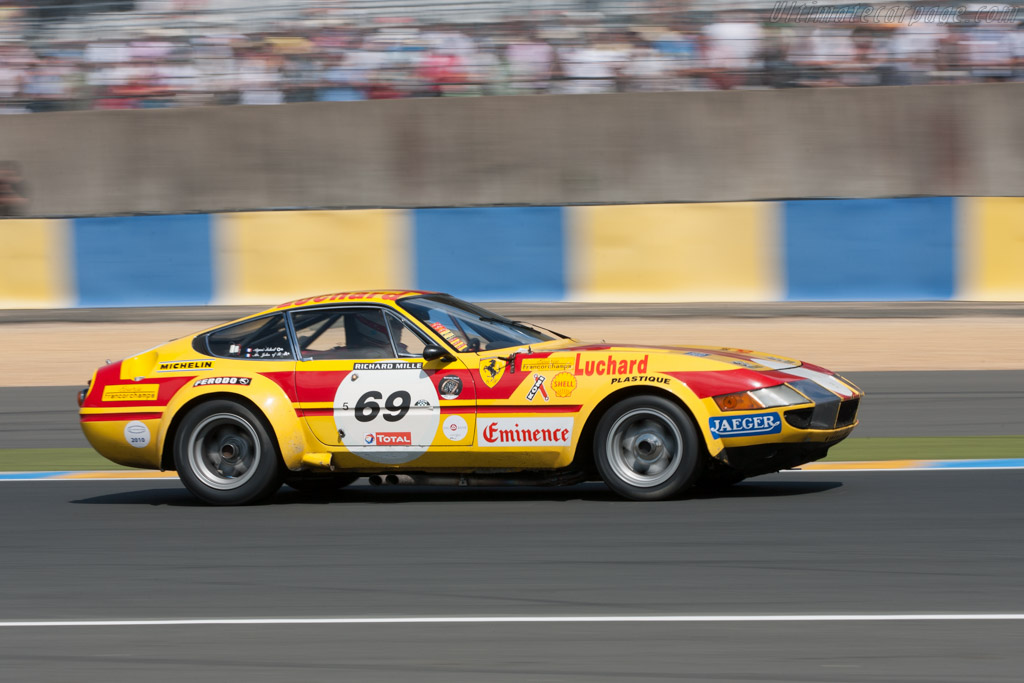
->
(708, 413, 782, 439)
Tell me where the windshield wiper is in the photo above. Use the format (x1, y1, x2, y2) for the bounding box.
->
(477, 317, 569, 339)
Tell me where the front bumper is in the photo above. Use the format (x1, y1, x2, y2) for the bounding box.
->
(719, 432, 851, 477)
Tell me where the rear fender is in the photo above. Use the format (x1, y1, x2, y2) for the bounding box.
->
(157, 374, 308, 470)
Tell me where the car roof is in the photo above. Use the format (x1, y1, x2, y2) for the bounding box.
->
(262, 290, 435, 314)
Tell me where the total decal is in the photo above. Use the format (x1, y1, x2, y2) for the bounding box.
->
(476, 417, 573, 447)
(708, 412, 782, 439)
(333, 365, 440, 464)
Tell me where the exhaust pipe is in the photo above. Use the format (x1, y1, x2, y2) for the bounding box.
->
(368, 474, 385, 486)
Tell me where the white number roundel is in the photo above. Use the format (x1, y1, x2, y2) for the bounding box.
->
(334, 366, 440, 464)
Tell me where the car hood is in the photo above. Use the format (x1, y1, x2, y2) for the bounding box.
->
(519, 339, 803, 372)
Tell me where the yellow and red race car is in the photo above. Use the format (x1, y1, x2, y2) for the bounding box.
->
(78, 290, 862, 505)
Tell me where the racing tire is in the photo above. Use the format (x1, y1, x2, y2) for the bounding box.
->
(594, 395, 702, 501)
(285, 473, 360, 493)
(173, 400, 283, 506)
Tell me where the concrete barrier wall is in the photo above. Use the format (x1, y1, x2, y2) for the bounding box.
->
(4, 84, 1024, 217)
(3, 198, 1023, 307)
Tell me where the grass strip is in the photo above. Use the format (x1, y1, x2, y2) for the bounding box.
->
(825, 436, 1024, 462)
(0, 448, 131, 472)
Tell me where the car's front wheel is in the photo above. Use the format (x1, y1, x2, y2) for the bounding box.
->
(594, 395, 701, 501)
(174, 400, 283, 505)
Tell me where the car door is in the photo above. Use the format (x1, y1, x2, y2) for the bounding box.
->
(291, 305, 476, 466)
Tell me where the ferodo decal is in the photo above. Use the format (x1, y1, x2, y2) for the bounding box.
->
(124, 421, 151, 448)
(574, 354, 648, 377)
(551, 372, 577, 397)
(479, 358, 507, 388)
(158, 360, 214, 372)
(101, 384, 159, 401)
(193, 377, 252, 387)
(477, 417, 573, 447)
(709, 413, 782, 439)
(334, 365, 440, 464)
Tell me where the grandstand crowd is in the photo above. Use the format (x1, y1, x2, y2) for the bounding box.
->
(2, 1, 1024, 113)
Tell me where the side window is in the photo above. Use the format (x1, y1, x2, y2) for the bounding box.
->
(292, 308, 397, 360)
(386, 312, 428, 358)
(205, 315, 293, 360)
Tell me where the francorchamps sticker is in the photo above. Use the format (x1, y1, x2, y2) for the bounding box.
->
(102, 384, 159, 402)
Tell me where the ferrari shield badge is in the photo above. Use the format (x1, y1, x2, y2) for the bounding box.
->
(479, 357, 507, 388)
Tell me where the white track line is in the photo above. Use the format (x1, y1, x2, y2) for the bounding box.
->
(4, 614, 1024, 628)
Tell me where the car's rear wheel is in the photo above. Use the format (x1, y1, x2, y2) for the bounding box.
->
(174, 400, 282, 505)
(285, 473, 360, 493)
(594, 395, 701, 501)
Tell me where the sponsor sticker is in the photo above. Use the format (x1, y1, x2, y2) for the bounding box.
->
(521, 358, 574, 373)
(526, 374, 550, 402)
(364, 431, 412, 446)
(101, 384, 159, 402)
(124, 420, 151, 449)
(551, 372, 577, 397)
(685, 351, 710, 358)
(429, 322, 469, 352)
(610, 376, 670, 386)
(157, 360, 214, 372)
(479, 358, 507, 388)
(477, 417, 573, 447)
(352, 361, 423, 370)
(573, 354, 649, 377)
(442, 415, 469, 442)
(193, 377, 252, 387)
(245, 346, 289, 359)
(708, 412, 782, 439)
(334, 366, 440, 464)
(438, 374, 463, 400)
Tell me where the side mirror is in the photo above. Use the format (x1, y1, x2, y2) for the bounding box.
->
(423, 344, 453, 362)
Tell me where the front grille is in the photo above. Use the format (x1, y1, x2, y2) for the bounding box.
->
(836, 398, 860, 427)
(785, 407, 813, 429)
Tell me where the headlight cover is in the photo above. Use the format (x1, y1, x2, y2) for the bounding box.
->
(713, 385, 808, 411)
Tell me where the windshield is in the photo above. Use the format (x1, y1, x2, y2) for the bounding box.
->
(399, 295, 556, 353)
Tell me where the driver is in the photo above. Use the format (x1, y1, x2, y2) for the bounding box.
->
(346, 312, 394, 357)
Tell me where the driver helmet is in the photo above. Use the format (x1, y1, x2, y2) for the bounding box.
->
(349, 312, 391, 348)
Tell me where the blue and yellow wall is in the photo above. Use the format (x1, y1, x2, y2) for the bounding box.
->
(2, 197, 1023, 307)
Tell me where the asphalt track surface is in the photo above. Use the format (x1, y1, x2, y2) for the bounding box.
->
(4, 370, 1023, 450)
(2, 470, 1024, 682)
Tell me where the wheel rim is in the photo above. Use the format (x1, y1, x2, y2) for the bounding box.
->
(187, 413, 261, 490)
(605, 408, 684, 488)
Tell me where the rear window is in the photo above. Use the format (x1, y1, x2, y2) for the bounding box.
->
(203, 314, 294, 360)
